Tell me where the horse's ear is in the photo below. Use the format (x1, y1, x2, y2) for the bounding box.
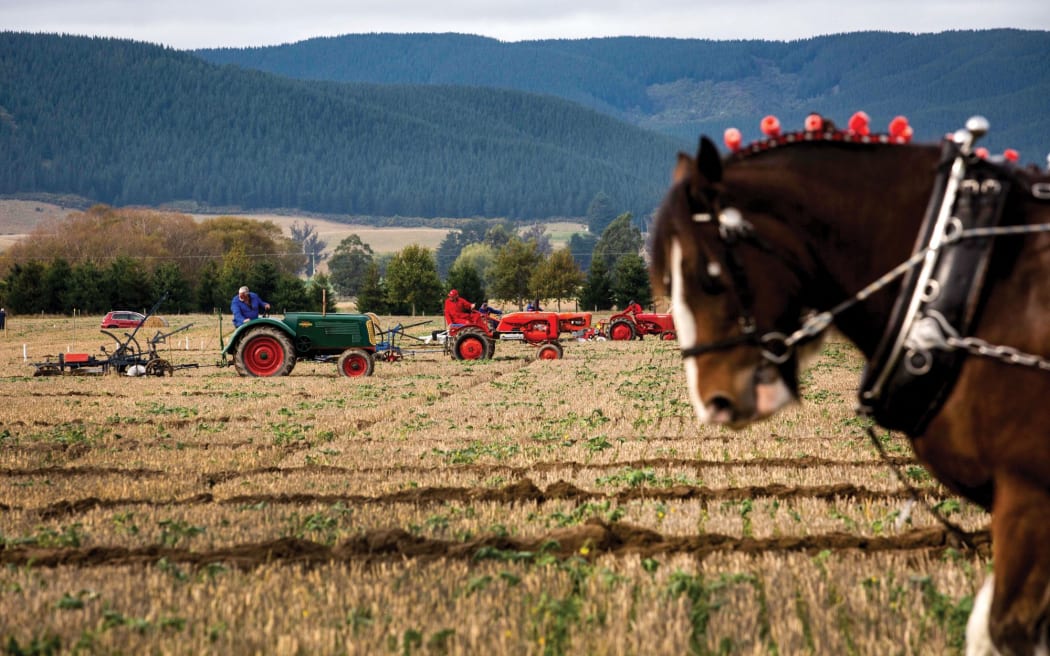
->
(696, 136, 723, 184)
(672, 152, 694, 184)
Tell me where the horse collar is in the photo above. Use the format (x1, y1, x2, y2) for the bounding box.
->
(859, 142, 1011, 435)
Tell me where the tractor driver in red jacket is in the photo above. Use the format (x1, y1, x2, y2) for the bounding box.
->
(624, 299, 643, 315)
(444, 289, 476, 327)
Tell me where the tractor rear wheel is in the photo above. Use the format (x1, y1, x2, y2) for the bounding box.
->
(234, 327, 295, 377)
(338, 349, 375, 377)
(453, 331, 490, 361)
(536, 342, 563, 360)
(609, 319, 635, 341)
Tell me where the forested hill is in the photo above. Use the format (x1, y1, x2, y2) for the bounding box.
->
(198, 30, 1050, 164)
(0, 33, 680, 220)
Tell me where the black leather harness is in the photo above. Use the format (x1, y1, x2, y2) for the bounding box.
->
(858, 142, 1011, 435)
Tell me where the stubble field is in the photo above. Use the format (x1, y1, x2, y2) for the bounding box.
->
(0, 313, 989, 655)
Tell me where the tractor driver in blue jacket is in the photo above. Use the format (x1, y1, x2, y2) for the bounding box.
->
(231, 286, 271, 327)
(476, 300, 502, 330)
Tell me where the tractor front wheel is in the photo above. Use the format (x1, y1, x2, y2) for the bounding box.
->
(609, 319, 636, 341)
(234, 327, 295, 377)
(660, 330, 677, 341)
(338, 349, 375, 377)
(453, 331, 490, 361)
(536, 342, 563, 360)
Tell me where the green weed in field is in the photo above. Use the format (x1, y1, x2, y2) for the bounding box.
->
(547, 501, 625, 527)
(285, 503, 351, 544)
(1, 523, 84, 548)
(157, 519, 205, 547)
(3, 633, 62, 655)
(913, 575, 973, 652)
(431, 440, 520, 464)
(666, 571, 753, 656)
(139, 401, 198, 418)
(270, 420, 313, 446)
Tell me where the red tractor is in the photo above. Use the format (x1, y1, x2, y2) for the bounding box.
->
(557, 312, 592, 334)
(606, 310, 676, 341)
(447, 310, 566, 360)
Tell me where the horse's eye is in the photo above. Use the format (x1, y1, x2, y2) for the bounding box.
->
(696, 258, 726, 295)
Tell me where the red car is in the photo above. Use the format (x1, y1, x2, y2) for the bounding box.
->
(100, 311, 168, 329)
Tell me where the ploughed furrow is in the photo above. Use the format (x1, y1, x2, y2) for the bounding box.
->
(0, 465, 165, 478)
(22, 479, 953, 518)
(0, 520, 992, 570)
(0, 455, 920, 482)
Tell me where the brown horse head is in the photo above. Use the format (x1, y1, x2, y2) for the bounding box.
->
(650, 136, 816, 427)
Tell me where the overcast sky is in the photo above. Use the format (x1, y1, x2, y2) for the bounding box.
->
(2, 0, 1048, 49)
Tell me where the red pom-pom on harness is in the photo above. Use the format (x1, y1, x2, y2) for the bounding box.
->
(727, 112, 917, 159)
(975, 147, 990, 159)
(761, 115, 781, 137)
(724, 127, 742, 152)
(888, 116, 913, 143)
(1003, 148, 1019, 162)
(848, 111, 870, 136)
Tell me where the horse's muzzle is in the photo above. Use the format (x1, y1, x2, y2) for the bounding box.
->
(702, 363, 794, 428)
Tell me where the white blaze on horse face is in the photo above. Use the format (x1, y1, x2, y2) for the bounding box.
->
(670, 235, 792, 425)
(669, 238, 709, 422)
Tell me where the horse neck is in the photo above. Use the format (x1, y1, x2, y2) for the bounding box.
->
(730, 143, 943, 357)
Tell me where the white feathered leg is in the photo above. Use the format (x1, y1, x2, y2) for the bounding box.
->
(966, 576, 999, 656)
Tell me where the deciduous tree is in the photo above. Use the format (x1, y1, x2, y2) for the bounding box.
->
(385, 245, 442, 315)
(489, 237, 541, 310)
(290, 221, 328, 277)
(452, 243, 496, 290)
(592, 213, 642, 272)
(530, 248, 583, 311)
(327, 234, 375, 297)
(446, 261, 485, 305)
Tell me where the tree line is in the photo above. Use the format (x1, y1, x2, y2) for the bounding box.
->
(0, 207, 333, 316)
(0, 206, 654, 317)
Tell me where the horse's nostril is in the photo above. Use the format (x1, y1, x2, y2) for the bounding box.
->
(705, 394, 734, 423)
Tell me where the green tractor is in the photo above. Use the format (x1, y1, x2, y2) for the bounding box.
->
(221, 312, 380, 377)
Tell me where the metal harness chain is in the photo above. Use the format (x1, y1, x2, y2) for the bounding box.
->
(781, 222, 1050, 369)
(946, 336, 1050, 371)
(865, 425, 975, 548)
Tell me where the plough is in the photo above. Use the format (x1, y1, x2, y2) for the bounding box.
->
(31, 297, 199, 377)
